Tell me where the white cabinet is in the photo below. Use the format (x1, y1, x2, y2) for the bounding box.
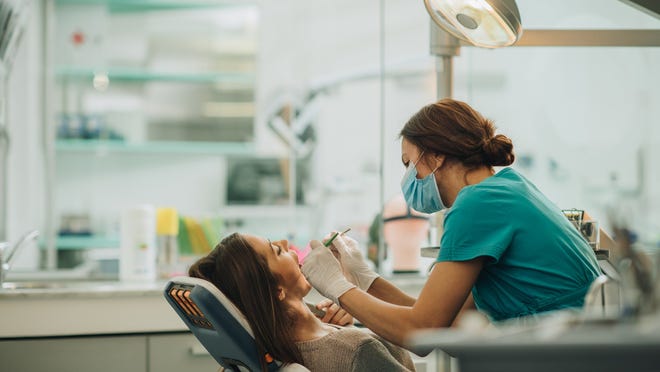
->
(0, 331, 451, 372)
(0, 335, 147, 372)
(0, 332, 220, 372)
(148, 333, 218, 372)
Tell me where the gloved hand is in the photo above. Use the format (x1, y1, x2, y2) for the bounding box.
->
(314, 298, 354, 326)
(331, 235, 379, 292)
(301, 240, 356, 305)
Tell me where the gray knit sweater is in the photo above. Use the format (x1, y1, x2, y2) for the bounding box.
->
(295, 325, 415, 371)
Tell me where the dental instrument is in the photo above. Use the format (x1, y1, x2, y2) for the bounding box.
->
(324, 228, 351, 247)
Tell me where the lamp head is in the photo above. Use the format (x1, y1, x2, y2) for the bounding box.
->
(424, 0, 523, 48)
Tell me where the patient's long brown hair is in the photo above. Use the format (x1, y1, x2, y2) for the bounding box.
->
(188, 233, 302, 371)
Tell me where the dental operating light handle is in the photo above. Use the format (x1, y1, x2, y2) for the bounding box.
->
(302, 240, 356, 305)
(331, 235, 380, 292)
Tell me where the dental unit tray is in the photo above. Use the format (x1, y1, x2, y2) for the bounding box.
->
(164, 276, 309, 372)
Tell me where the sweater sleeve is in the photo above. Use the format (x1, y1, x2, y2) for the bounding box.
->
(350, 339, 414, 372)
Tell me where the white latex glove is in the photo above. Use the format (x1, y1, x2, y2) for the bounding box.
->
(331, 235, 379, 292)
(301, 240, 356, 305)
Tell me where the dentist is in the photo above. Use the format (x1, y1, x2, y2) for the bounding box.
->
(302, 98, 601, 348)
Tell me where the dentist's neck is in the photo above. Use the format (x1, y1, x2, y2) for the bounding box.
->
(441, 163, 495, 206)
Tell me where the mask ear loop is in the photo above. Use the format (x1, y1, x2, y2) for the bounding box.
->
(412, 151, 425, 168)
(429, 153, 444, 175)
(414, 151, 442, 175)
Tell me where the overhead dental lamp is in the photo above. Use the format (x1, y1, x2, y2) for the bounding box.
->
(423, 0, 523, 48)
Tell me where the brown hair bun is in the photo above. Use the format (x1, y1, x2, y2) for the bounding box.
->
(483, 134, 515, 166)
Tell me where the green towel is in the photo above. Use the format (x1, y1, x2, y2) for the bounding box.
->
(201, 217, 223, 249)
(209, 216, 224, 241)
(187, 217, 211, 254)
(177, 217, 193, 255)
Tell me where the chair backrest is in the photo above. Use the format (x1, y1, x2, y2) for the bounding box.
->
(164, 276, 309, 372)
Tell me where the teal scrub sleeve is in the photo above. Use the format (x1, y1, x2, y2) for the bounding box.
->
(438, 187, 514, 264)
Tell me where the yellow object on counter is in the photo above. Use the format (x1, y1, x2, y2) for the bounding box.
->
(183, 217, 212, 255)
(157, 207, 179, 236)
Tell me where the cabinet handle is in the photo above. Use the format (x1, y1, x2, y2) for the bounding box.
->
(189, 343, 211, 356)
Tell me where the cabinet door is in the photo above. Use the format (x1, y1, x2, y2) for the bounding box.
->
(0, 335, 146, 372)
(148, 333, 219, 372)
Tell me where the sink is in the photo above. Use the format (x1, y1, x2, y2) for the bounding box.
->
(0, 280, 112, 291)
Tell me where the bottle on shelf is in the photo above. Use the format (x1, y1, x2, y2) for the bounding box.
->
(120, 205, 157, 281)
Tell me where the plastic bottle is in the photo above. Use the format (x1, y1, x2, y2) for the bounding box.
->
(120, 205, 157, 281)
(156, 207, 179, 279)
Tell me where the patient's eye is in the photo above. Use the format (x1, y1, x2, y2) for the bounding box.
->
(268, 239, 281, 255)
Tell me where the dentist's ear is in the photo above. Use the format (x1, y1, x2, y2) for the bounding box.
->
(433, 154, 446, 171)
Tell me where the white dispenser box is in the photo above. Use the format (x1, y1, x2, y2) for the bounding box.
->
(120, 205, 157, 281)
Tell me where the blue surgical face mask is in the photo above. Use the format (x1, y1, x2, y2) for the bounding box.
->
(400, 153, 445, 214)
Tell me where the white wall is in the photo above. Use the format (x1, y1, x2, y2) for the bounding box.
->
(5, 0, 45, 269)
(6, 0, 660, 269)
(450, 0, 660, 237)
(258, 0, 660, 245)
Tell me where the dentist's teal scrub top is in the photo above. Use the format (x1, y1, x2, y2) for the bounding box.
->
(438, 168, 600, 322)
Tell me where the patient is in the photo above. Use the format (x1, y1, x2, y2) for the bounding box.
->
(188, 232, 415, 372)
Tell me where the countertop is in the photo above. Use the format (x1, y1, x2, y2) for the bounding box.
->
(0, 273, 429, 339)
(0, 280, 167, 299)
(0, 279, 186, 339)
(406, 312, 660, 372)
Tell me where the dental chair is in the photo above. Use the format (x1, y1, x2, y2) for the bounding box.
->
(164, 276, 309, 372)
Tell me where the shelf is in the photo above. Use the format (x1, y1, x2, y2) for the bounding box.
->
(54, 235, 119, 250)
(55, 66, 255, 85)
(219, 205, 312, 219)
(55, 0, 255, 12)
(55, 139, 255, 156)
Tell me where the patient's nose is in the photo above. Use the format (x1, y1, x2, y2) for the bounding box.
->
(277, 240, 289, 252)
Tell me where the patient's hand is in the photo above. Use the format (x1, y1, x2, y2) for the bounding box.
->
(315, 299, 354, 326)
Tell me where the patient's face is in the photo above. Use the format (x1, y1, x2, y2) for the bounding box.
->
(243, 234, 312, 299)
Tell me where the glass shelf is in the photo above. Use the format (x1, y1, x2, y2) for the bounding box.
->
(55, 0, 255, 13)
(219, 205, 312, 219)
(54, 235, 119, 250)
(55, 66, 255, 85)
(55, 139, 255, 155)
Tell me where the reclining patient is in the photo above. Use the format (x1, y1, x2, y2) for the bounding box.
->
(189, 232, 415, 372)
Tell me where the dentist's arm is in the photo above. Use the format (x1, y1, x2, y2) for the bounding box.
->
(366, 277, 416, 306)
(332, 235, 477, 316)
(303, 238, 484, 348)
(337, 258, 484, 347)
(330, 236, 415, 306)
